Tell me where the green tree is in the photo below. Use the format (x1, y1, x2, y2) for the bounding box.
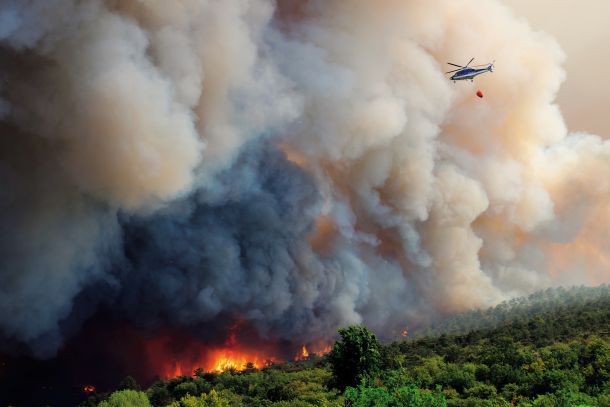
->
(174, 381, 199, 399)
(395, 385, 446, 407)
(438, 363, 476, 393)
(118, 376, 140, 391)
(345, 382, 446, 407)
(500, 383, 519, 402)
(464, 383, 497, 399)
(98, 390, 151, 407)
(329, 325, 382, 390)
(344, 384, 393, 406)
(146, 382, 172, 407)
(581, 336, 610, 389)
(166, 390, 232, 407)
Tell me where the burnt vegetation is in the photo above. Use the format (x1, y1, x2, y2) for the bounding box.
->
(81, 285, 610, 406)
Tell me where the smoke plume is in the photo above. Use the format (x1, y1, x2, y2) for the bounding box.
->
(1, 0, 609, 359)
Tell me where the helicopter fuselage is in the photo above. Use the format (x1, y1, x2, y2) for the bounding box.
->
(450, 64, 493, 82)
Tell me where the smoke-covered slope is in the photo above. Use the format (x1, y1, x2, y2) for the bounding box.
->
(413, 284, 610, 338)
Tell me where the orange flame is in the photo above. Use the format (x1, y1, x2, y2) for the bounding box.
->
(149, 342, 279, 379)
(144, 324, 282, 379)
(83, 385, 96, 394)
(143, 322, 335, 379)
(309, 341, 332, 355)
(294, 341, 332, 360)
(294, 345, 310, 361)
(207, 348, 275, 372)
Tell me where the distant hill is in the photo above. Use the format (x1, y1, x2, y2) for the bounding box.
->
(414, 284, 610, 339)
(379, 283, 610, 406)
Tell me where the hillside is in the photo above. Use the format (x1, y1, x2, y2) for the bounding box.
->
(81, 285, 610, 407)
(415, 284, 610, 338)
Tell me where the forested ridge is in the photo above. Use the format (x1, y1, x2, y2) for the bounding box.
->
(415, 284, 610, 338)
(80, 285, 610, 407)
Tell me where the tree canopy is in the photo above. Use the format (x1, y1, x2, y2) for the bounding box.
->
(328, 325, 382, 390)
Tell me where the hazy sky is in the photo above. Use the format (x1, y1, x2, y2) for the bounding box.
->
(504, 0, 610, 137)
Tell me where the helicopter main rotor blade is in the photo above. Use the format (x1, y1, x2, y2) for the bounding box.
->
(447, 62, 464, 68)
(465, 57, 474, 67)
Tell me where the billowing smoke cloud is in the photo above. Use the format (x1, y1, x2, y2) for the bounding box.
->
(1, 0, 609, 358)
(505, 0, 610, 138)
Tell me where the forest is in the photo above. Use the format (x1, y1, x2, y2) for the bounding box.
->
(81, 285, 610, 406)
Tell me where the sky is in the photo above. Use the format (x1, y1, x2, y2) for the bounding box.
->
(505, 0, 610, 137)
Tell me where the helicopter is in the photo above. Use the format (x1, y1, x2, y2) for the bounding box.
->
(446, 58, 494, 83)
